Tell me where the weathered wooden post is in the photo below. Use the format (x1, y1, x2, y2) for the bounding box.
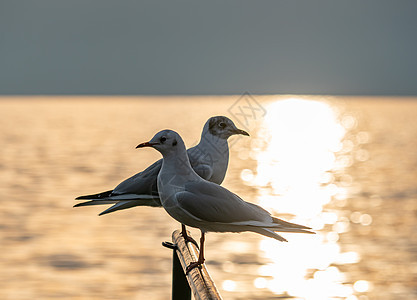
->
(163, 240, 192, 300)
(163, 230, 223, 300)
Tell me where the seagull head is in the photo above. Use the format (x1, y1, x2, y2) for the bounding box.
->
(205, 116, 249, 139)
(136, 129, 185, 156)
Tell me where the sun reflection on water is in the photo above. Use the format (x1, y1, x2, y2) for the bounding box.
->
(248, 98, 361, 299)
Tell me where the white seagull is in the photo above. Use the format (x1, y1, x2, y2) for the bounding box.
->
(74, 116, 249, 242)
(137, 129, 314, 273)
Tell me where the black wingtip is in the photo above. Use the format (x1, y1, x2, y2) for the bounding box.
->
(98, 210, 109, 216)
(73, 201, 93, 208)
(74, 190, 114, 200)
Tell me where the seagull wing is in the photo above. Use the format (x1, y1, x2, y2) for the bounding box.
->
(175, 181, 313, 233)
(176, 181, 271, 224)
(74, 160, 162, 214)
(98, 198, 162, 216)
(112, 160, 162, 196)
(75, 160, 162, 202)
(192, 164, 214, 181)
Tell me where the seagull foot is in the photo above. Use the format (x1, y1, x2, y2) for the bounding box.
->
(185, 261, 203, 274)
(180, 231, 200, 249)
(183, 234, 200, 249)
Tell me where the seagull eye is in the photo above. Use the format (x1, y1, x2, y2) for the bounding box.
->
(160, 137, 167, 143)
(218, 122, 226, 128)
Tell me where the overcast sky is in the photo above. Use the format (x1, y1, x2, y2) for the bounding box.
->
(1, 0, 416, 95)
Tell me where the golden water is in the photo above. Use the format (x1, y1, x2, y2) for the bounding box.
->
(0, 96, 416, 299)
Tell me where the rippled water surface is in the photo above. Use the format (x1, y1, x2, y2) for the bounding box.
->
(0, 96, 416, 299)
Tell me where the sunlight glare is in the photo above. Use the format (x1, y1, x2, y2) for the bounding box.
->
(222, 280, 237, 292)
(252, 98, 360, 299)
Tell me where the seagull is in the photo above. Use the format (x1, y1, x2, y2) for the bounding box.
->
(74, 116, 249, 243)
(137, 129, 315, 273)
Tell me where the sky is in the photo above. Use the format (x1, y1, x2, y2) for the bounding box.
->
(1, 0, 416, 95)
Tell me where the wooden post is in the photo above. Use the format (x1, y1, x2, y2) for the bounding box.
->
(164, 230, 223, 300)
(172, 246, 191, 299)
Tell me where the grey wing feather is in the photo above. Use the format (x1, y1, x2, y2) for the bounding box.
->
(192, 164, 214, 181)
(112, 147, 213, 196)
(187, 145, 214, 181)
(112, 159, 162, 196)
(176, 181, 271, 223)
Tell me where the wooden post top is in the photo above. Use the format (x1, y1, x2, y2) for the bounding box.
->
(172, 230, 223, 300)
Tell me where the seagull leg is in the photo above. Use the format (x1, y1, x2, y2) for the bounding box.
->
(186, 231, 205, 274)
(181, 224, 199, 248)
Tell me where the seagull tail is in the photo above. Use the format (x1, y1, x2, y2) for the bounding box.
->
(254, 228, 288, 242)
(272, 216, 312, 230)
(271, 227, 315, 235)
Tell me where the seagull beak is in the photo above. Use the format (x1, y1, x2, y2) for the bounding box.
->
(136, 141, 158, 149)
(233, 128, 250, 136)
